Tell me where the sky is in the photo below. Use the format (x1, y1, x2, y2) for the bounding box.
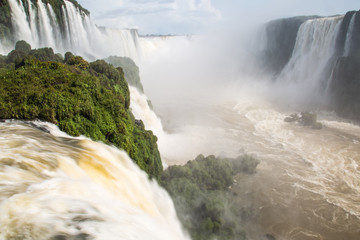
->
(77, 0, 360, 34)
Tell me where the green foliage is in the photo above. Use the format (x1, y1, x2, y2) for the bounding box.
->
(6, 50, 26, 65)
(0, 46, 163, 179)
(28, 47, 62, 62)
(15, 40, 31, 54)
(161, 154, 260, 240)
(64, 52, 74, 63)
(105, 56, 144, 92)
(66, 55, 89, 70)
(90, 60, 121, 82)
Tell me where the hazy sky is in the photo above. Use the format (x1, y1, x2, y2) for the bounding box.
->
(77, 0, 359, 34)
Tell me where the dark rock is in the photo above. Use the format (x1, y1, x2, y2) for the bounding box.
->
(329, 10, 360, 121)
(284, 113, 300, 122)
(284, 112, 322, 129)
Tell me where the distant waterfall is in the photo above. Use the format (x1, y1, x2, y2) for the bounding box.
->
(343, 13, 357, 56)
(275, 16, 343, 96)
(5, 0, 140, 62)
(0, 121, 189, 240)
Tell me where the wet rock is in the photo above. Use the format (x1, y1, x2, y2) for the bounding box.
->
(284, 112, 322, 129)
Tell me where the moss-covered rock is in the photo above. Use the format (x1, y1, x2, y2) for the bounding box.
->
(0, 44, 162, 179)
(105, 56, 144, 92)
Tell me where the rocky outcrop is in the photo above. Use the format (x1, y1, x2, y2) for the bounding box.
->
(284, 112, 322, 129)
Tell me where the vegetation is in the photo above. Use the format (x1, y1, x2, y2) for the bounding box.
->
(0, 41, 162, 179)
(161, 154, 260, 240)
(105, 56, 144, 92)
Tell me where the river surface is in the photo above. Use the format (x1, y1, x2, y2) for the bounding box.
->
(149, 91, 360, 240)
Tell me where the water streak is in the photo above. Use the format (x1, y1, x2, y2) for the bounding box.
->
(343, 13, 357, 56)
(5, 0, 140, 62)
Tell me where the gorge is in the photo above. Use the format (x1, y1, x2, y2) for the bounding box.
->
(0, 0, 360, 240)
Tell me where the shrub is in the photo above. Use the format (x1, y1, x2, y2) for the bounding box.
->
(161, 154, 260, 240)
(28, 47, 62, 62)
(15, 40, 31, 54)
(64, 52, 74, 63)
(66, 55, 89, 70)
(105, 56, 144, 92)
(6, 50, 26, 65)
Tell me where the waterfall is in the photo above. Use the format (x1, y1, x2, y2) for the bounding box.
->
(8, 0, 33, 44)
(4, 0, 140, 63)
(343, 13, 357, 56)
(275, 16, 343, 97)
(0, 121, 189, 240)
(130, 86, 165, 137)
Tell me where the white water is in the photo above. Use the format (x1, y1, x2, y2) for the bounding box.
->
(0, 121, 189, 240)
(5, 0, 140, 62)
(275, 16, 343, 104)
(343, 13, 357, 56)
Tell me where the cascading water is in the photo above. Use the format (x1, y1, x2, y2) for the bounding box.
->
(0, 120, 189, 240)
(275, 16, 343, 101)
(343, 13, 357, 56)
(4, 0, 140, 62)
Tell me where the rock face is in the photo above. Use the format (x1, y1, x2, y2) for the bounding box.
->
(330, 10, 360, 121)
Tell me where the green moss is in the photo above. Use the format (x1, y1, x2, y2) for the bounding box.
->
(105, 56, 144, 93)
(0, 44, 162, 179)
(161, 154, 260, 240)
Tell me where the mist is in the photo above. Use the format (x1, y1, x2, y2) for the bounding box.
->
(131, 10, 360, 239)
